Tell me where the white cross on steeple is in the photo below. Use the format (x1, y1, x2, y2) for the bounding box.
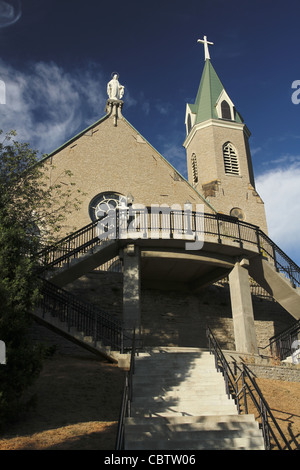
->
(197, 35, 214, 60)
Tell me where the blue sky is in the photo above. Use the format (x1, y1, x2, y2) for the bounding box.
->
(0, 0, 299, 264)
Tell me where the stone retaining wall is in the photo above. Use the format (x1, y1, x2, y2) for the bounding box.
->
(247, 364, 300, 382)
(63, 271, 295, 353)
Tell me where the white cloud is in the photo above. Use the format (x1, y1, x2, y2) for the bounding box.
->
(0, 60, 107, 155)
(250, 146, 262, 156)
(155, 100, 172, 115)
(0, 0, 21, 27)
(264, 154, 300, 167)
(142, 101, 150, 115)
(161, 142, 187, 178)
(0, 59, 172, 158)
(256, 164, 300, 264)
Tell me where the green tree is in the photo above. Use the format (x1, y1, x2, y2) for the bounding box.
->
(0, 130, 84, 427)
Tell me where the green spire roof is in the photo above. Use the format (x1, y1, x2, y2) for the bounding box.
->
(188, 59, 243, 125)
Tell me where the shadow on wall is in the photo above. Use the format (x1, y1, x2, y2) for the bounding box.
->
(140, 284, 235, 349)
(61, 270, 295, 352)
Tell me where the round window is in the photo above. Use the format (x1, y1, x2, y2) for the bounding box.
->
(230, 207, 245, 221)
(89, 192, 127, 221)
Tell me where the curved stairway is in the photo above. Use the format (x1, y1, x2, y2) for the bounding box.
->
(124, 348, 265, 450)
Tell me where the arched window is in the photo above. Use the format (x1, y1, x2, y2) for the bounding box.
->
(191, 153, 198, 185)
(221, 100, 231, 120)
(223, 142, 239, 175)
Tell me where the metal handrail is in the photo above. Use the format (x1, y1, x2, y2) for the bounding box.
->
(37, 219, 100, 269)
(206, 326, 293, 450)
(115, 329, 136, 450)
(39, 279, 126, 352)
(268, 320, 300, 361)
(241, 363, 292, 450)
(206, 326, 238, 404)
(37, 209, 300, 288)
(258, 319, 300, 361)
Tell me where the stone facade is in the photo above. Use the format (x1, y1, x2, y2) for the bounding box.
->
(42, 113, 214, 238)
(184, 119, 268, 233)
(64, 270, 294, 355)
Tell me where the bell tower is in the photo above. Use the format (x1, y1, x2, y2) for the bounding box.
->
(183, 36, 268, 232)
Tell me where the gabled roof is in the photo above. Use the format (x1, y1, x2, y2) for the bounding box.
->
(122, 116, 218, 213)
(39, 109, 218, 214)
(188, 59, 243, 125)
(39, 114, 109, 163)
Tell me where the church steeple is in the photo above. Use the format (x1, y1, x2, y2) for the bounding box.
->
(190, 59, 244, 128)
(183, 37, 268, 232)
(185, 39, 244, 134)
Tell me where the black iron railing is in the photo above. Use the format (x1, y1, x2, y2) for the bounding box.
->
(39, 279, 126, 352)
(38, 220, 101, 269)
(207, 326, 292, 450)
(257, 229, 300, 288)
(115, 329, 136, 450)
(267, 320, 300, 361)
(37, 209, 300, 288)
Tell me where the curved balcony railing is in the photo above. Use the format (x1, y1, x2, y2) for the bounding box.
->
(37, 208, 300, 288)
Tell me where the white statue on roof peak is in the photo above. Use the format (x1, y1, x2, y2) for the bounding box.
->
(107, 73, 124, 100)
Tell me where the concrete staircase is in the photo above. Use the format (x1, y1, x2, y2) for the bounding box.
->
(44, 239, 119, 288)
(249, 256, 300, 320)
(33, 307, 130, 368)
(125, 348, 265, 450)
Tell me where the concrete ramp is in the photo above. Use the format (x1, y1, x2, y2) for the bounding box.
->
(249, 256, 300, 320)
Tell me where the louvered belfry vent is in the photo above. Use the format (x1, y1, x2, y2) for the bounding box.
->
(223, 142, 239, 175)
(191, 153, 198, 184)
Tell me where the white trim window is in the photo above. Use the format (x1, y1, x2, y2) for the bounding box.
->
(216, 90, 235, 121)
(221, 100, 231, 120)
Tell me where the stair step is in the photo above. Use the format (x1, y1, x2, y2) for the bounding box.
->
(125, 427, 263, 441)
(134, 362, 217, 370)
(138, 348, 211, 354)
(126, 413, 258, 426)
(134, 366, 217, 372)
(135, 354, 214, 361)
(132, 396, 235, 406)
(83, 336, 94, 343)
(131, 404, 238, 418)
(125, 436, 265, 450)
(132, 376, 226, 386)
(125, 423, 261, 436)
(133, 371, 221, 379)
(133, 386, 228, 397)
(33, 307, 119, 362)
(124, 347, 266, 449)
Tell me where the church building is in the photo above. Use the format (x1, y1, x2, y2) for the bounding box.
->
(38, 37, 300, 362)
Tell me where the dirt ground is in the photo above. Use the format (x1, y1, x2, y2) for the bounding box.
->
(246, 376, 300, 450)
(0, 344, 299, 450)
(0, 353, 126, 450)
